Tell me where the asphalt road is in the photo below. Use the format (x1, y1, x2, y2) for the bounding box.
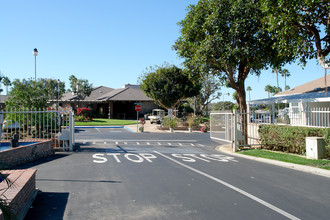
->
(23, 128, 330, 220)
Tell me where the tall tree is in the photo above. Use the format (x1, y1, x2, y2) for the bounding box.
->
(69, 75, 93, 100)
(189, 75, 222, 114)
(279, 68, 290, 91)
(5, 79, 47, 109)
(174, 0, 292, 143)
(140, 64, 201, 110)
(272, 86, 282, 96)
(212, 101, 235, 111)
(39, 78, 66, 100)
(0, 71, 3, 95)
(246, 86, 252, 101)
(5, 78, 66, 109)
(272, 68, 280, 89)
(265, 84, 273, 98)
(2, 77, 11, 95)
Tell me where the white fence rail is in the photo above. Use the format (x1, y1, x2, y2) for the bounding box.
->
(0, 108, 75, 151)
(211, 108, 330, 151)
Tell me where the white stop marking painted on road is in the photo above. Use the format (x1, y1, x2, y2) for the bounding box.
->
(124, 154, 144, 163)
(92, 153, 237, 163)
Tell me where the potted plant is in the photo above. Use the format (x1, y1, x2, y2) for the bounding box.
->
(201, 122, 209, 133)
(139, 118, 146, 132)
(162, 116, 178, 132)
(187, 114, 195, 132)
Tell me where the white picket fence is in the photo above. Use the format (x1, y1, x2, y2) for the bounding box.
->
(0, 108, 75, 151)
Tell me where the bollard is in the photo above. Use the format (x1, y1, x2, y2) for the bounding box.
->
(10, 133, 19, 148)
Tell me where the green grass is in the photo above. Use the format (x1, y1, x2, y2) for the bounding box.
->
(238, 149, 330, 170)
(75, 118, 137, 126)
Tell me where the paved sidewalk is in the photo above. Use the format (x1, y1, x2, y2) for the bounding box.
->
(216, 145, 330, 178)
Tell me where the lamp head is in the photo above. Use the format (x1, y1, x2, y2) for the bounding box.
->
(33, 48, 38, 56)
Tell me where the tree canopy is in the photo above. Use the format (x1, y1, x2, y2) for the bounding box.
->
(69, 75, 93, 100)
(188, 75, 222, 114)
(261, 0, 330, 68)
(174, 0, 293, 143)
(140, 64, 201, 110)
(174, 0, 291, 113)
(2, 76, 11, 95)
(5, 78, 66, 109)
(39, 78, 66, 100)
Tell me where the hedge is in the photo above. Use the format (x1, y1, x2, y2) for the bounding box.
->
(259, 125, 330, 157)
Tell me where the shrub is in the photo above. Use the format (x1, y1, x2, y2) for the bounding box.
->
(162, 116, 179, 129)
(259, 125, 330, 156)
(76, 108, 92, 121)
(187, 114, 196, 128)
(74, 115, 85, 122)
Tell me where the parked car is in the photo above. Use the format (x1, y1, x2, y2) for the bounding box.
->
(2, 120, 20, 131)
(250, 114, 273, 123)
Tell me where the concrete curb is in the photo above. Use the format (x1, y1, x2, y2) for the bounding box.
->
(216, 145, 330, 179)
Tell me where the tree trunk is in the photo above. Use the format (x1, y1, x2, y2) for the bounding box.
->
(236, 85, 248, 146)
(226, 62, 250, 147)
(276, 69, 279, 89)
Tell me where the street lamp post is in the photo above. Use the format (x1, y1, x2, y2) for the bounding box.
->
(57, 79, 60, 110)
(33, 48, 38, 85)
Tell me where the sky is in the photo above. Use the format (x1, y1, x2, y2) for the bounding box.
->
(0, 0, 327, 102)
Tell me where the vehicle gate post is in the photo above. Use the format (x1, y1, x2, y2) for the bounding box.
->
(233, 110, 238, 152)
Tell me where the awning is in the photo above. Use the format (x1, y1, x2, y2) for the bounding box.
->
(248, 92, 330, 105)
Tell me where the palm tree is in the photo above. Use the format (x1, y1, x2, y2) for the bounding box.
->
(265, 84, 273, 98)
(2, 77, 11, 95)
(246, 86, 252, 101)
(272, 68, 280, 89)
(272, 86, 282, 95)
(280, 69, 290, 91)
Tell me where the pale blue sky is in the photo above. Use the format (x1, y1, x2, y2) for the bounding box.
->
(0, 0, 326, 101)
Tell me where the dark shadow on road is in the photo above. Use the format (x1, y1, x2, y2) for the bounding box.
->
(37, 179, 121, 183)
(164, 145, 178, 148)
(25, 191, 69, 220)
(77, 145, 136, 154)
(77, 147, 108, 153)
(11, 153, 71, 169)
(74, 128, 87, 133)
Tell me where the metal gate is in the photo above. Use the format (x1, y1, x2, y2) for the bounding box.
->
(210, 112, 233, 143)
(210, 110, 246, 152)
(0, 108, 75, 151)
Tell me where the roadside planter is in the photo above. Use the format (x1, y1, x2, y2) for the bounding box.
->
(162, 116, 178, 133)
(201, 126, 208, 133)
(0, 169, 38, 220)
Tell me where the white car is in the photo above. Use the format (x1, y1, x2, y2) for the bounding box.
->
(2, 120, 20, 131)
